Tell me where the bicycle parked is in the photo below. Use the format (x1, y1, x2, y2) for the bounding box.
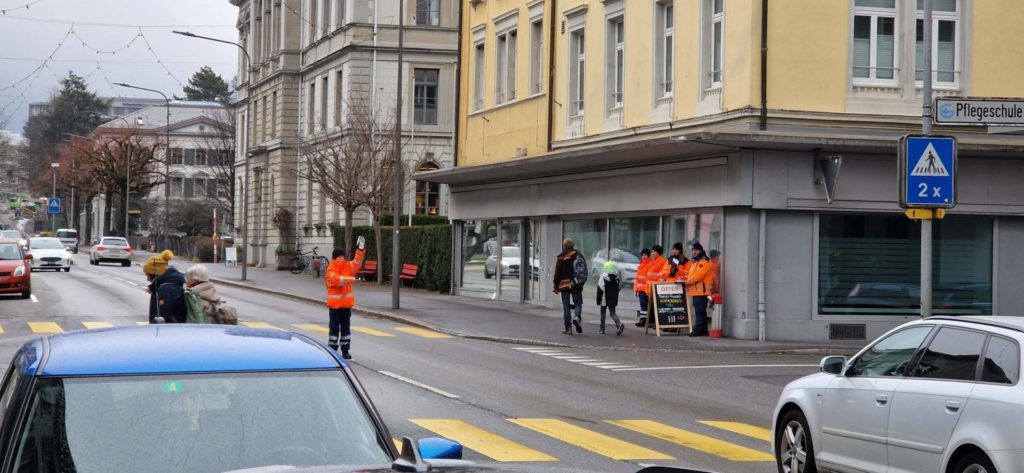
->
(288, 247, 328, 277)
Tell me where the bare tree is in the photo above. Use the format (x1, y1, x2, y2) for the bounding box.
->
(191, 105, 236, 232)
(358, 107, 401, 284)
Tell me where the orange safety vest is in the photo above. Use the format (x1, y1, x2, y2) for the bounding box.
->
(634, 256, 650, 294)
(672, 260, 692, 284)
(644, 255, 670, 296)
(708, 259, 721, 294)
(325, 248, 365, 309)
(684, 257, 715, 297)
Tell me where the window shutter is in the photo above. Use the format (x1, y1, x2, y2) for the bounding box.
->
(207, 179, 218, 198)
(184, 178, 194, 198)
(207, 150, 219, 167)
(184, 149, 196, 166)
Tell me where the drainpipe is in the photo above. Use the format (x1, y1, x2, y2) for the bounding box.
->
(757, 209, 767, 341)
(759, 0, 768, 131)
(453, 3, 463, 168)
(545, 0, 557, 151)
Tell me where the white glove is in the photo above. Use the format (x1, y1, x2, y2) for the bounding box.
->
(356, 236, 365, 250)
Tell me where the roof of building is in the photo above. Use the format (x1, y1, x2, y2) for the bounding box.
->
(32, 325, 341, 376)
(95, 101, 230, 133)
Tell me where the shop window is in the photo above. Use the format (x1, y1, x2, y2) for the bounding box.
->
(461, 220, 498, 300)
(818, 214, 992, 316)
(414, 162, 441, 215)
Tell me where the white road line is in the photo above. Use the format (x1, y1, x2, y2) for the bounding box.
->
(550, 355, 587, 359)
(124, 281, 140, 286)
(598, 365, 636, 370)
(377, 370, 460, 399)
(515, 347, 550, 352)
(581, 362, 620, 366)
(29, 294, 38, 303)
(612, 364, 818, 372)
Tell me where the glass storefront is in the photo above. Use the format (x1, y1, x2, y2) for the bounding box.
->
(499, 221, 522, 301)
(818, 213, 993, 316)
(460, 219, 497, 299)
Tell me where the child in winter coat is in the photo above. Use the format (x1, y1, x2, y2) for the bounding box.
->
(596, 261, 625, 335)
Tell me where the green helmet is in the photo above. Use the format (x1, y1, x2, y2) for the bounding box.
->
(603, 261, 617, 272)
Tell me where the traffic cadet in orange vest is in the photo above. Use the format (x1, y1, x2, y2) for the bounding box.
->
(634, 248, 651, 327)
(684, 242, 716, 337)
(644, 244, 671, 300)
(325, 236, 366, 359)
(669, 242, 692, 283)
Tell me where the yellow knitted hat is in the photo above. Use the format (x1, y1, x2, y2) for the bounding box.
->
(143, 249, 174, 276)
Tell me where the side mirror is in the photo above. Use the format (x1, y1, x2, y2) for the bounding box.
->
(418, 437, 462, 460)
(820, 355, 847, 375)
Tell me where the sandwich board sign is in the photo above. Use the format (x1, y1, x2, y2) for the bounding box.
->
(898, 134, 957, 209)
(645, 283, 691, 336)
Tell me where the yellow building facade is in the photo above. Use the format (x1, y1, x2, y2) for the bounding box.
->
(428, 0, 1024, 342)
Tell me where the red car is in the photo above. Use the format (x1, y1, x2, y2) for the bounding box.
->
(0, 239, 31, 299)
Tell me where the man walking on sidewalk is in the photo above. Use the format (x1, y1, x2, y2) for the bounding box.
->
(325, 236, 366, 359)
(553, 238, 586, 334)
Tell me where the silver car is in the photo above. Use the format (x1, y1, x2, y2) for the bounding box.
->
(90, 237, 133, 267)
(27, 237, 71, 272)
(773, 316, 1023, 473)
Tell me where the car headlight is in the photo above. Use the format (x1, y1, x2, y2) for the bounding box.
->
(13, 265, 25, 277)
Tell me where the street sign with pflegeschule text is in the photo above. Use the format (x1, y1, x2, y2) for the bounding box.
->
(898, 135, 957, 209)
(935, 97, 1024, 125)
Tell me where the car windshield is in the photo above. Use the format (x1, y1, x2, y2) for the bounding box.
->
(56, 230, 77, 239)
(100, 238, 128, 247)
(0, 243, 21, 260)
(13, 371, 392, 473)
(501, 247, 520, 258)
(29, 238, 64, 250)
(0, 231, 21, 240)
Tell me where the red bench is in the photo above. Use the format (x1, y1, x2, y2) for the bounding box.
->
(388, 263, 419, 287)
(357, 260, 378, 280)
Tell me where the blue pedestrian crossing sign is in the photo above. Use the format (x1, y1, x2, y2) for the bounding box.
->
(47, 197, 61, 214)
(899, 135, 957, 208)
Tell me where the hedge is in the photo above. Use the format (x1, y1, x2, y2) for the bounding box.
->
(332, 224, 451, 293)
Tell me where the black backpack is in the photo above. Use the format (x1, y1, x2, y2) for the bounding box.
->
(572, 253, 588, 286)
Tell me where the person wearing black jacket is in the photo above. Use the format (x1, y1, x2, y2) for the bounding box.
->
(143, 250, 187, 323)
(553, 238, 584, 335)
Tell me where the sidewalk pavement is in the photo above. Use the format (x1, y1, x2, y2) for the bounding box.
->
(129, 249, 865, 354)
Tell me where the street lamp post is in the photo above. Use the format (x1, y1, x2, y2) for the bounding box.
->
(97, 115, 136, 238)
(391, 1, 405, 309)
(114, 83, 170, 249)
(173, 30, 251, 281)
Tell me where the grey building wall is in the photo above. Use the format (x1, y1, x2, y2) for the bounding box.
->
(997, 217, 1024, 316)
(721, 207, 760, 340)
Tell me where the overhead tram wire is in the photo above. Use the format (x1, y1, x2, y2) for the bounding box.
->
(0, 25, 72, 92)
(0, 0, 43, 15)
(137, 28, 185, 88)
(0, 14, 232, 28)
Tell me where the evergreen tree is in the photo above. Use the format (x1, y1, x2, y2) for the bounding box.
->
(181, 66, 231, 103)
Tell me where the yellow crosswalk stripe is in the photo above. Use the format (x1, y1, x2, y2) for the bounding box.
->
(28, 322, 63, 334)
(393, 438, 402, 451)
(293, 323, 329, 334)
(241, 322, 282, 330)
(394, 327, 452, 339)
(509, 419, 673, 460)
(82, 322, 113, 330)
(699, 421, 772, 443)
(411, 419, 556, 462)
(0, 324, 5, 334)
(136, 321, 149, 325)
(352, 326, 396, 337)
(607, 420, 773, 462)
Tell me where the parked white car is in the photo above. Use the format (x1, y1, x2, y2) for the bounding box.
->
(773, 316, 1022, 473)
(27, 237, 71, 272)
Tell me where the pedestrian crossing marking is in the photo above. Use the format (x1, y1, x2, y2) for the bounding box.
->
(393, 438, 402, 451)
(509, 418, 674, 460)
(607, 420, 773, 462)
(352, 326, 397, 337)
(82, 322, 113, 330)
(699, 421, 772, 443)
(0, 324, 5, 334)
(241, 322, 282, 330)
(136, 322, 149, 325)
(292, 323, 329, 334)
(394, 327, 453, 339)
(411, 419, 557, 462)
(28, 322, 63, 334)
(513, 347, 635, 370)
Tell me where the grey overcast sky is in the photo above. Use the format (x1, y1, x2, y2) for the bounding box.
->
(0, 0, 240, 133)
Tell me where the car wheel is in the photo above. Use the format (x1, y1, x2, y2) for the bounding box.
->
(953, 451, 997, 473)
(484, 269, 493, 279)
(20, 289, 30, 299)
(122, 261, 130, 267)
(776, 409, 817, 473)
(65, 267, 71, 272)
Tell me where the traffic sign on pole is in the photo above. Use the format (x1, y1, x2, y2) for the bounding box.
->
(898, 135, 957, 209)
(47, 197, 62, 214)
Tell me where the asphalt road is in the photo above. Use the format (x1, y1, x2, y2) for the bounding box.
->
(0, 253, 825, 473)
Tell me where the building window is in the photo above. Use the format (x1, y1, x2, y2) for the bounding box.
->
(416, 0, 440, 26)
(529, 19, 543, 95)
(915, 0, 959, 86)
(496, 29, 517, 104)
(308, 0, 318, 42)
(195, 149, 208, 166)
(252, 99, 260, 142)
(706, 0, 724, 88)
(414, 68, 439, 125)
(852, 0, 898, 83)
(270, 91, 277, 139)
(415, 161, 441, 215)
(321, 76, 328, 130)
(183, 149, 196, 166)
(473, 42, 485, 111)
(334, 69, 344, 127)
(307, 82, 316, 133)
(322, 0, 331, 33)
(607, 18, 624, 109)
(569, 29, 586, 116)
(169, 176, 184, 198)
(656, 2, 674, 97)
(818, 214, 992, 316)
(336, 0, 345, 26)
(168, 148, 183, 166)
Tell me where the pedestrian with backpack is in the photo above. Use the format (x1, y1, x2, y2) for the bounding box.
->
(143, 249, 187, 323)
(596, 261, 625, 335)
(184, 265, 226, 324)
(553, 238, 587, 334)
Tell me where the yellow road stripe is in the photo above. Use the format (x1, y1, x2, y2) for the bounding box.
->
(411, 419, 556, 462)
(352, 326, 396, 337)
(136, 321, 149, 325)
(393, 438, 402, 451)
(509, 419, 673, 460)
(28, 322, 63, 334)
(607, 420, 773, 462)
(293, 323, 329, 334)
(82, 322, 113, 330)
(394, 327, 452, 339)
(699, 421, 772, 443)
(0, 324, 5, 334)
(241, 322, 282, 330)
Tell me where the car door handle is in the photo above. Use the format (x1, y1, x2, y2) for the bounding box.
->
(946, 400, 961, 412)
(876, 394, 889, 405)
